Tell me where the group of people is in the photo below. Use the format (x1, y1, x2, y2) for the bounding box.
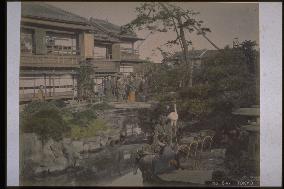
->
(98, 74, 148, 102)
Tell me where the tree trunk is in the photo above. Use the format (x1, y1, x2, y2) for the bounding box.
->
(177, 16, 192, 87)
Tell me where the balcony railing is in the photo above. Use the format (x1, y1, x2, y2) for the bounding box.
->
(46, 45, 79, 55)
(120, 47, 139, 60)
(90, 59, 120, 73)
(20, 53, 81, 67)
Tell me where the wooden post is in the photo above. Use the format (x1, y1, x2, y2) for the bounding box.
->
(49, 75, 51, 97)
(131, 42, 134, 54)
(72, 74, 75, 101)
(53, 76, 55, 96)
(33, 78, 36, 97)
(44, 74, 47, 97)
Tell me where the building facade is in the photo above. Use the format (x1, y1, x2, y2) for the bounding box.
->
(20, 2, 144, 103)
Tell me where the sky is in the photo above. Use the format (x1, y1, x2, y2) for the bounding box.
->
(46, 2, 259, 63)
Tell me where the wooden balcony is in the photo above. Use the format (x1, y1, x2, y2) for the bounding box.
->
(20, 53, 81, 68)
(91, 59, 120, 73)
(120, 48, 140, 61)
(121, 52, 139, 60)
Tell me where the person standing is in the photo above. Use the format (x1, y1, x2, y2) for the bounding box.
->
(111, 76, 117, 99)
(98, 84, 104, 102)
(104, 76, 112, 101)
(128, 75, 137, 102)
(124, 76, 130, 102)
(117, 77, 124, 102)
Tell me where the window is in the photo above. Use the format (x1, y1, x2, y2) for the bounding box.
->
(20, 29, 34, 53)
(45, 32, 77, 55)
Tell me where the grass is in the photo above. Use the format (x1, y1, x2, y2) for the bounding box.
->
(69, 118, 108, 140)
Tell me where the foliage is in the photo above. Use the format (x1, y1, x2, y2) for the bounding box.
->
(21, 100, 110, 142)
(69, 118, 108, 140)
(141, 41, 258, 132)
(49, 99, 67, 108)
(72, 108, 97, 126)
(77, 64, 95, 101)
(239, 40, 258, 74)
(122, 2, 213, 87)
(181, 48, 256, 118)
(140, 63, 183, 98)
(21, 107, 69, 144)
(90, 102, 113, 110)
(137, 103, 169, 135)
(21, 100, 59, 116)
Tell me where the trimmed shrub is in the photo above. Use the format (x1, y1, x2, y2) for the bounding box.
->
(21, 108, 69, 144)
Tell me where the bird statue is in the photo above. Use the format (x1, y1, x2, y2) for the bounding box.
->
(167, 103, 179, 145)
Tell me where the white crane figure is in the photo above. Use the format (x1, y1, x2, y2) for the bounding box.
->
(167, 103, 179, 144)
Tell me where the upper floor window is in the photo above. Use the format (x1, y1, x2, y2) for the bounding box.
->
(20, 29, 34, 54)
(45, 32, 78, 55)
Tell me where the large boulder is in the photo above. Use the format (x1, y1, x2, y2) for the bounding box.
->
(21, 133, 83, 176)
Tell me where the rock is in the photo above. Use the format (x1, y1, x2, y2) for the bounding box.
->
(21, 133, 85, 176)
(72, 140, 84, 153)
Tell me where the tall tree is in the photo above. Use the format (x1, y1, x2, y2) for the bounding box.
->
(121, 2, 216, 87)
(239, 40, 258, 74)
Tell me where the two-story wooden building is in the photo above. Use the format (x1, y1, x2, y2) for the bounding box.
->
(20, 2, 144, 103)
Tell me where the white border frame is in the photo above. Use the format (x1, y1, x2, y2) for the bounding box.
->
(7, 2, 20, 186)
(7, 2, 282, 186)
(259, 2, 282, 187)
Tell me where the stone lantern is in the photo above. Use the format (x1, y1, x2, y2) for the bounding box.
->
(232, 105, 260, 174)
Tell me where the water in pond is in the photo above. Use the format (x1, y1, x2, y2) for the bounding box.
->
(22, 143, 145, 186)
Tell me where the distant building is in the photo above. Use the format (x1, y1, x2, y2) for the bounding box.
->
(166, 49, 219, 68)
(20, 2, 144, 103)
(164, 49, 219, 85)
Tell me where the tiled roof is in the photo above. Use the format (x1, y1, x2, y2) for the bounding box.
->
(91, 18, 121, 34)
(21, 2, 89, 25)
(89, 18, 142, 40)
(21, 2, 142, 41)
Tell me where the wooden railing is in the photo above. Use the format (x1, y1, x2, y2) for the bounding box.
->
(20, 53, 81, 67)
(120, 48, 139, 60)
(20, 91, 74, 102)
(91, 59, 120, 73)
(46, 45, 80, 55)
(121, 52, 139, 60)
